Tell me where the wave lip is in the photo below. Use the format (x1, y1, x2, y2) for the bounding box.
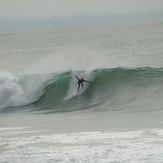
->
(0, 67, 163, 113)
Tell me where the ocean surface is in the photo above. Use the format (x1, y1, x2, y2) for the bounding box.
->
(0, 21, 163, 162)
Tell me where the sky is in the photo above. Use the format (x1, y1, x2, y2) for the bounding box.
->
(0, 0, 163, 19)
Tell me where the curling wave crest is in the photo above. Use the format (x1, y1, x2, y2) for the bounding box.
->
(0, 67, 163, 113)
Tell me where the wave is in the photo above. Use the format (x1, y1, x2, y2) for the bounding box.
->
(0, 67, 163, 113)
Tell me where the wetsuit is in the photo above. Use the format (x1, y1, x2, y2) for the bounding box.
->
(75, 76, 89, 92)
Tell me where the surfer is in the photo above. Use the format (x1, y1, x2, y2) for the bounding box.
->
(75, 76, 90, 92)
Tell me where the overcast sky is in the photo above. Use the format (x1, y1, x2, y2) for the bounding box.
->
(0, 0, 163, 19)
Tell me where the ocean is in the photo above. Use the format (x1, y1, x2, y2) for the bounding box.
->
(0, 21, 163, 162)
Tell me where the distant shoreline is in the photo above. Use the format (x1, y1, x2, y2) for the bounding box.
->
(0, 12, 163, 31)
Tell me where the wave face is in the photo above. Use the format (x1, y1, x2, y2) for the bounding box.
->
(0, 67, 163, 113)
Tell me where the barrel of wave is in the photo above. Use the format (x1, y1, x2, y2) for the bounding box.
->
(64, 71, 95, 100)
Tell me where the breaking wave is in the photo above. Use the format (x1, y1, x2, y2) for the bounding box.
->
(0, 67, 163, 113)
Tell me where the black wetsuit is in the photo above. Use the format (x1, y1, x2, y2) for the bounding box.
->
(75, 76, 89, 92)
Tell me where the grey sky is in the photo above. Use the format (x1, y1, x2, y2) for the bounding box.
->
(0, 0, 163, 19)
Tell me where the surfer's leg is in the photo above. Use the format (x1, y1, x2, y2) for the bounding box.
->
(78, 83, 80, 92)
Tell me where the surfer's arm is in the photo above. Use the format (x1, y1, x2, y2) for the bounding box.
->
(75, 75, 80, 80)
(83, 80, 90, 83)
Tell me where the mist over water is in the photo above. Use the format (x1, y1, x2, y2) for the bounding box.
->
(0, 22, 162, 111)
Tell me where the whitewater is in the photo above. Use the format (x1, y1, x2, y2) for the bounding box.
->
(0, 21, 163, 162)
